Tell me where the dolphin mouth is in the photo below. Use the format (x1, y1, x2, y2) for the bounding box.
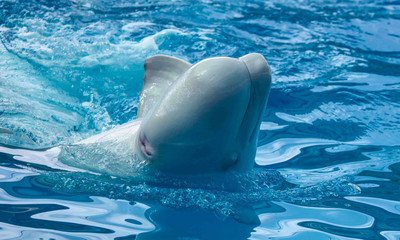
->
(139, 132, 153, 158)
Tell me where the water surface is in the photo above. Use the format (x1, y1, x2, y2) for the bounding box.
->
(1, 0, 400, 239)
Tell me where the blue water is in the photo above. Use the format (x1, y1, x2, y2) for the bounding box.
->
(1, 0, 400, 239)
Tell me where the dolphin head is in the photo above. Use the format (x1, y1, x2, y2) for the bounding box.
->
(135, 53, 271, 174)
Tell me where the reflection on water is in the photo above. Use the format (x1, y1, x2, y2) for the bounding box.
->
(1, 0, 400, 239)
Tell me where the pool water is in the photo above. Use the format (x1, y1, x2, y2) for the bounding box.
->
(1, 0, 400, 239)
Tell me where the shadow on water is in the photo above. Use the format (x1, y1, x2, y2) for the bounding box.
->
(0, 143, 364, 238)
(134, 206, 261, 240)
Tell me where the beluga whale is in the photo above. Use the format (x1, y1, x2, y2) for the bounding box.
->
(58, 53, 272, 177)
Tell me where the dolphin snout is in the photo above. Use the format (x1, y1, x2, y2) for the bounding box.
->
(139, 132, 154, 158)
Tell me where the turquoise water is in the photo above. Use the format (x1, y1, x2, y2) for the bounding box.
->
(1, 0, 400, 239)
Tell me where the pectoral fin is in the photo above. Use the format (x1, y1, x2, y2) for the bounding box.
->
(137, 55, 191, 118)
(231, 206, 261, 225)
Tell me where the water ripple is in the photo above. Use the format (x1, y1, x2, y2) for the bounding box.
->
(1, 0, 400, 238)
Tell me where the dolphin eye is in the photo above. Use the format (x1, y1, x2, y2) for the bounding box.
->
(139, 132, 153, 157)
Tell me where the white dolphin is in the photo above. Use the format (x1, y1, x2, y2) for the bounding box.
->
(59, 53, 271, 176)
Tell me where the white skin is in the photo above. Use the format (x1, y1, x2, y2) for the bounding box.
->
(69, 53, 271, 176)
(135, 53, 272, 175)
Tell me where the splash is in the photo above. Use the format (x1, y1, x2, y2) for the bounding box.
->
(45, 167, 361, 219)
